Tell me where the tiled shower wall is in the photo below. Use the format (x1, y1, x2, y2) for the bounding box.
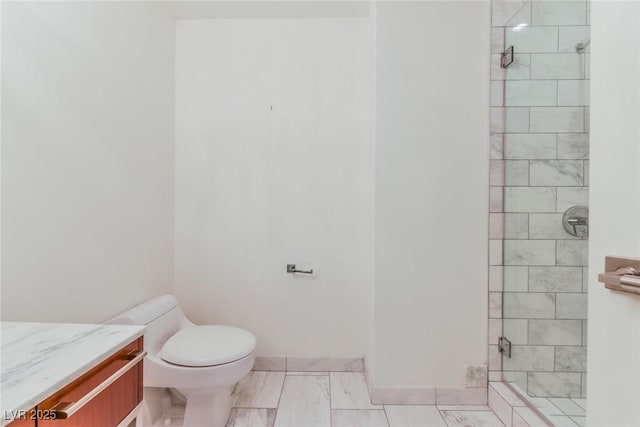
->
(489, 0, 589, 399)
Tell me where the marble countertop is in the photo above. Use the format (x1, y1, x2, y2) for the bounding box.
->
(0, 322, 144, 425)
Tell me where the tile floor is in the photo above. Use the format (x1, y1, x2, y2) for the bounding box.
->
(529, 397, 586, 427)
(157, 371, 506, 427)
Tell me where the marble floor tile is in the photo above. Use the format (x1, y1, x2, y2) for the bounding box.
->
(571, 398, 587, 410)
(548, 415, 580, 427)
(571, 416, 586, 426)
(232, 371, 286, 408)
(330, 372, 381, 409)
(273, 375, 331, 427)
(331, 410, 389, 427)
(287, 357, 363, 372)
(549, 398, 586, 416)
(225, 409, 276, 427)
(436, 406, 492, 411)
(441, 410, 506, 427)
(286, 371, 328, 376)
(529, 397, 564, 416)
(385, 405, 446, 427)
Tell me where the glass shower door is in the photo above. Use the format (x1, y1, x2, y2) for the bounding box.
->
(492, 0, 590, 424)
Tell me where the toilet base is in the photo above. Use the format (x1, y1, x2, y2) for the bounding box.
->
(180, 386, 233, 427)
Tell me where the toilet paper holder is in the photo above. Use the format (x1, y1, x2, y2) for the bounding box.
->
(287, 264, 313, 274)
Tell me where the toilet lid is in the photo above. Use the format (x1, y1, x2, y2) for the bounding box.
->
(160, 325, 256, 367)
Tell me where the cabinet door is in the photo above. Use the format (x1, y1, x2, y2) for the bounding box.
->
(38, 337, 143, 427)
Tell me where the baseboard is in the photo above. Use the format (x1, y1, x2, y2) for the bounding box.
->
(253, 356, 364, 372)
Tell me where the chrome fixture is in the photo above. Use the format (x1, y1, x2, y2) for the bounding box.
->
(562, 206, 589, 238)
(286, 264, 313, 274)
(576, 39, 590, 52)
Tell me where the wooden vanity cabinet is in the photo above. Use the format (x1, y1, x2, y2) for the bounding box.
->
(7, 337, 144, 427)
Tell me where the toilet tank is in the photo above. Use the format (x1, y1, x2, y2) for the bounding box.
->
(106, 295, 194, 354)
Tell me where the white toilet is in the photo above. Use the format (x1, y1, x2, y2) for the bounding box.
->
(108, 295, 256, 427)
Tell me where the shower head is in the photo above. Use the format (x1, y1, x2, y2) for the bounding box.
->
(575, 39, 591, 52)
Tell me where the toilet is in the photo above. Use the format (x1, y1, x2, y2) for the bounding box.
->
(108, 295, 256, 427)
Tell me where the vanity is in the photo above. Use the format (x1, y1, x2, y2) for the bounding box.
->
(1, 322, 145, 427)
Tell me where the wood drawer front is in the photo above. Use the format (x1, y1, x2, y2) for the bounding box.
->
(38, 337, 143, 427)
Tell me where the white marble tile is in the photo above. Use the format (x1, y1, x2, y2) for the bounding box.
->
(436, 406, 492, 411)
(436, 388, 488, 405)
(286, 371, 328, 376)
(502, 371, 528, 392)
(583, 107, 590, 132)
(528, 320, 582, 345)
(530, 397, 564, 416)
(506, 54, 532, 80)
(226, 409, 276, 427)
(531, 106, 584, 133)
(503, 293, 555, 319)
(330, 372, 380, 410)
(555, 345, 587, 374)
(491, 81, 505, 107)
(505, 80, 557, 106)
(488, 385, 512, 426)
(492, 27, 505, 53)
(490, 213, 505, 239)
(582, 267, 589, 292)
(493, 0, 531, 27)
(556, 240, 588, 266)
(490, 186, 504, 213)
(505, 160, 529, 186)
(440, 410, 506, 427)
(491, 134, 504, 160)
(370, 387, 436, 405)
(503, 319, 528, 344)
(572, 398, 587, 410)
(582, 320, 588, 345)
(505, 187, 556, 213)
(504, 133, 557, 160)
(532, 1, 587, 25)
(513, 406, 549, 427)
(528, 373, 582, 398)
(583, 160, 589, 185)
(489, 319, 503, 347)
(531, 54, 585, 80)
(491, 54, 506, 81)
(490, 240, 504, 266)
(491, 107, 530, 133)
(504, 214, 529, 239)
(506, 26, 558, 53)
(273, 375, 330, 427)
(504, 239, 556, 266)
(557, 134, 589, 159)
(465, 365, 488, 388)
(331, 410, 388, 427)
(556, 187, 588, 212)
(504, 265, 528, 292)
(548, 415, 580, 426)
(530, 160, 584, 186)
(549, 398, 586, 416)
(232, 371, 286, 408)
(556, 293, 588, 319)
(559, 26, 591, 52)
(529, 266, 583, 292)
(490, 160, 505, 186)
(489, 345, 502, 371)
(489, 266, 504, 292)
(490, 292, 503, 319)
(253, 356, 286, 371)
(0, 322, 144, 419)
(581, 373, 587, 398)
(558, 80, 590, 106)
(529, 213, 580, 239)
(488, 372, 503, 383)
(503, 345, 554, 371)
(287, 357, 363, 372)
(571, 416, 587, 426)
(385, 405, 446, 427)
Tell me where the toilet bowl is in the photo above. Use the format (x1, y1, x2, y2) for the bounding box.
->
(108, 295, 256, 427)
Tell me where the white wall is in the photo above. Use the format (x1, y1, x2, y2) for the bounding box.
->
(174, 18, 373, 357)
(373, 1, 490, 387)
(587, 1, 640, 425)
(1, 2, 175, 322)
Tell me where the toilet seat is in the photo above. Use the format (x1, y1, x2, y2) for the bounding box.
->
(160, 325, 256, 367)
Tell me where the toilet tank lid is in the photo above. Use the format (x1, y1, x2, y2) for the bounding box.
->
(105, 295, 179, 325)
(159, 325, 256, 367)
